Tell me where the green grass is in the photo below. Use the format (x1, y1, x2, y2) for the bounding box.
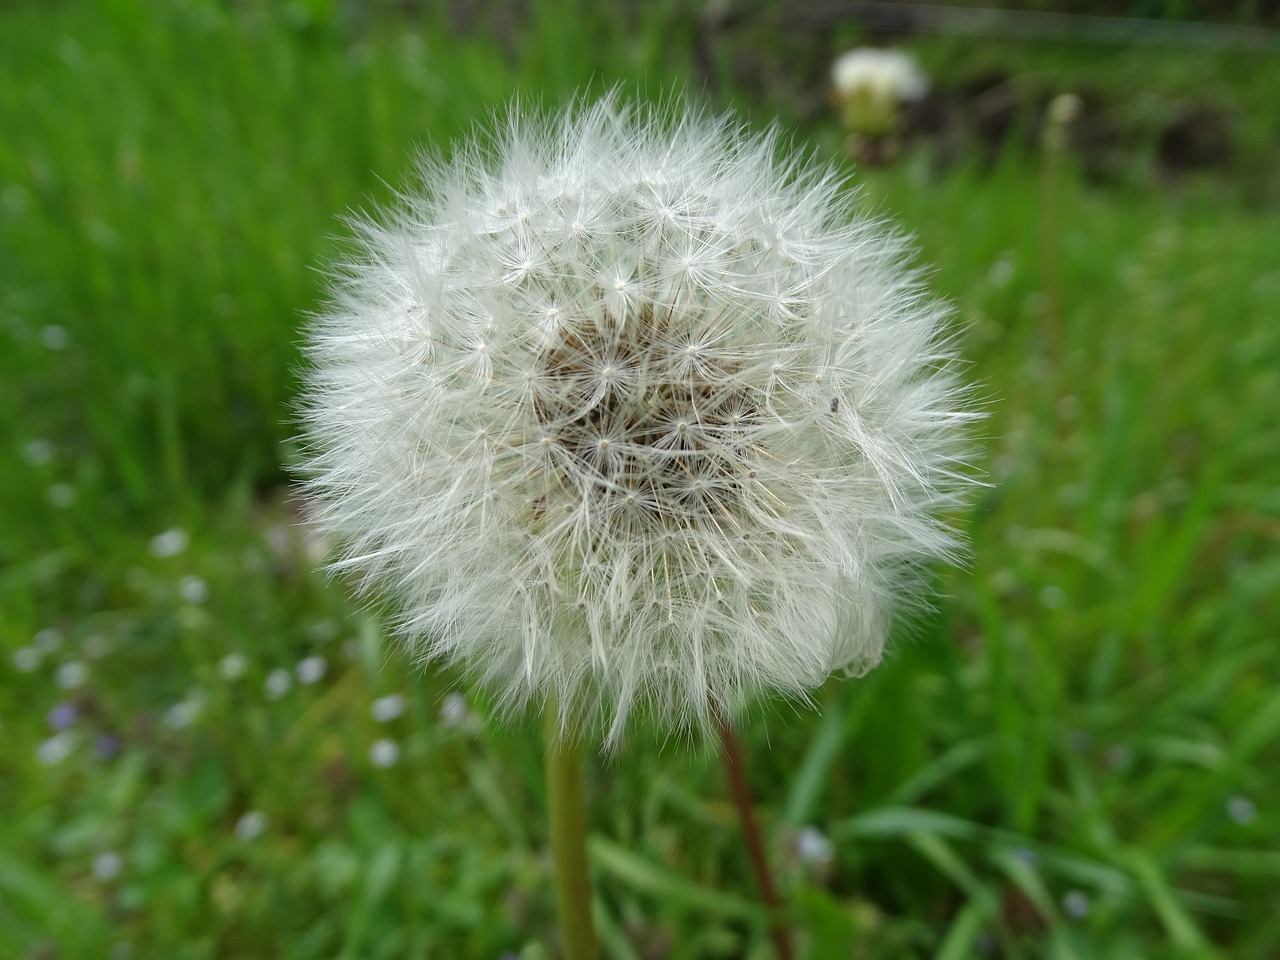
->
(2, 1, 1279, 958)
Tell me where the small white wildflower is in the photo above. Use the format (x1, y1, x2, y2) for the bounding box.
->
(83, 633, 112, 660)
(831, 48, 929, 137)
(234, 810, 268, 841)
(1226, 795, 1257, 825)
(42, 325, 70, 350)
(149, 528, 188, 558)
(264, 668, 292, 700)
(1048, 92, 1083, 127)
(93, 850, 124, 882)
(298, 96, 976, 744)
(34, 628, 63, 653)
(295, 655, 327, 685)
(56, 660, 88, 690)
(12, 646, 41, 673)
(217, 652, 248, 681)
(178, 575, 209, 604)
(438, 692, 472, 729)
(794, 826, 835, 866)
(37, 732, 76, 766)
(1061, 889, 1089, 920)
(163, 697, 202, 730)
(369, 693, 407, 722)
(369, 738, 401, 767)
(24, 438, 55, 464)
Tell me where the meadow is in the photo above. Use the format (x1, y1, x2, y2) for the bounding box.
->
(2, 1, 1279, 957)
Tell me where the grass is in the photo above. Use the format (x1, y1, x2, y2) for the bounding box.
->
(2, 1, 1278, 957)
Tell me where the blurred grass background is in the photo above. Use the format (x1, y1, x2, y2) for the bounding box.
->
(2, 1, 1278, 958)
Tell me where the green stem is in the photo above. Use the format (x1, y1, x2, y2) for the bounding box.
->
(545, 704, 597, 960)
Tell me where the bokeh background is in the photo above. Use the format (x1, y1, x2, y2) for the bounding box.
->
(2, 1, 1278, 957)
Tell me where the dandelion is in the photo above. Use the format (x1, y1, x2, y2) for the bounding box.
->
(298, 96, 972, 743)
(297, 95, 975, 960)
(831, 48, 929, 139)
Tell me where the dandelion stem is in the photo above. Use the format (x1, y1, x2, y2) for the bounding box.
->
(545, 703, 597, 960)
(715, 711, 794, 960)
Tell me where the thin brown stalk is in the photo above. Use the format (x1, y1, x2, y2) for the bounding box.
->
(715, 712, 794, 960)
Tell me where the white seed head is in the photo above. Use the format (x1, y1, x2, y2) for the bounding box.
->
(298, 96, 976, 744)
(831, 48, 929, 104)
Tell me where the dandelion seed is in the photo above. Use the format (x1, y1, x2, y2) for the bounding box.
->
(264, 668, 292, 700)
(56, 660, 88, 690)
(369, 693, 407, 722)
(369, 738, 401, 767)
(234, 810, 267, 841)
(93, 851, 124, 882)
(149, 528, 188, 558)
(298, 96, 976, 743)
(295, 655, 327, 685)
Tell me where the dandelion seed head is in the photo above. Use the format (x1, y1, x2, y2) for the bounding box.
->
(298, 96, 975, 743)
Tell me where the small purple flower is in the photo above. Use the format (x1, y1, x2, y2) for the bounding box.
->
(94, 734, 122, 760)
(47, 702, 79, 731)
